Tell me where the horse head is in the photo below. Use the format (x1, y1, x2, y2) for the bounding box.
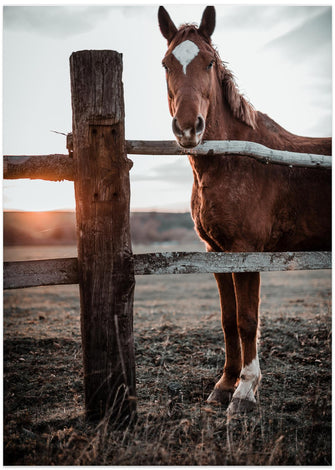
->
(158, 6, 217, 148)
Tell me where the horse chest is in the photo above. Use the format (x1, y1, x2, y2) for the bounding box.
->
(191, 180, 265, 251)
(190, 165, 331, 252)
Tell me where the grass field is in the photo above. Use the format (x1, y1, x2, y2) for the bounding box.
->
(4, 244, 331, 465)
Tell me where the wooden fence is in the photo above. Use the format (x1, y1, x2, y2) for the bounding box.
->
(3, 50, 331, 423)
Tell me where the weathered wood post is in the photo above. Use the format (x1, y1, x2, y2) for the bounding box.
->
(70, 50, 136, 422)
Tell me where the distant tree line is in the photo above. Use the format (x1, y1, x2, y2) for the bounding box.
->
(4, 211, 198, 246)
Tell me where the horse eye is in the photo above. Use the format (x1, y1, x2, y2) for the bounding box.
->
(207, 60, 215, 70)
(162, 63, 169, 72)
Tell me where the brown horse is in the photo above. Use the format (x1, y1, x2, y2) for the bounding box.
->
(158, 5, 331, 415)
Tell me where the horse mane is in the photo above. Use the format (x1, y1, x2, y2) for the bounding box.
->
(174, 25, 257, 129)
(213, 49, 257, 129)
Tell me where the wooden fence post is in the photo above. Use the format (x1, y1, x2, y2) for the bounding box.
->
(70, 50, 136, 422)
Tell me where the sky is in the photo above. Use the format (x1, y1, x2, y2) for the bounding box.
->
(2, 2, 332, 212)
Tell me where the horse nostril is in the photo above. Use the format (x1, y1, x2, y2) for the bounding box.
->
(195, 115, 205, 135)
(172, 117, 183, 137)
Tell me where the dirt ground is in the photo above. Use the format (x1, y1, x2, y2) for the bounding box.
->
(3, 244, 332, 465)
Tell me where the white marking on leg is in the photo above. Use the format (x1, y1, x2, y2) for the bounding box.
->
(232, 356, 261, 402)
(172, 40, 199, 75)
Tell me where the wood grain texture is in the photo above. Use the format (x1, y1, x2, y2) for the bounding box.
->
(70, 50, 136, 422)
(134, 251, 331, 274)
(126, 140, 332, 169)
(4, 155, 74, 181)
(4, 258, 78, 289)
(4, 251, 331, 290)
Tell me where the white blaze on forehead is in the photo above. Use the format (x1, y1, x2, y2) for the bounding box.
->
(172, 40, 199, 75)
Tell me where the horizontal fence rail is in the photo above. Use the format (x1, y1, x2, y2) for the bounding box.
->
(3, 139, 332, 181)
(133, 251, 331, 275)
(4, 154, 74, 181)
(4, 251, 331, 290)
(4, 258, 78, 289)
(126, 140, 332, 169)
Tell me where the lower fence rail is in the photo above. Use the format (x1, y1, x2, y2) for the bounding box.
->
(3, 251, 331, 290)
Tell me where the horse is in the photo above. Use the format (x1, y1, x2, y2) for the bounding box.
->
(158, 5, 331, 415)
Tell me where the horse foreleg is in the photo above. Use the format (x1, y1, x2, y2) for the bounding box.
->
(207, 273, 242, 405)
(227, 272, 261, 415)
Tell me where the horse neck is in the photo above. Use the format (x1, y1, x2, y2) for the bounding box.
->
(201, 79, 283, 146)
(201, 78, 331, 155)
(189, 82, 331, 178)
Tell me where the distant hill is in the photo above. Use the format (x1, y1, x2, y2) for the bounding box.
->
(4, 211, 198, 246)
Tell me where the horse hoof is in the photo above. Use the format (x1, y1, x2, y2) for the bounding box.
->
(207, 388, 233, 405)
(227, 398, 256, 416)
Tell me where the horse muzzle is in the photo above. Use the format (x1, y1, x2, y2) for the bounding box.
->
(172, 115, 205, 148)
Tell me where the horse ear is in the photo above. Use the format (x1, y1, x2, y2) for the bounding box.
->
(199, 6, 216, 39)
(158, 6, 178, 43)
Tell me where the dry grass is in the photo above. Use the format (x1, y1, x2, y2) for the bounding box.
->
(4, 317, 331, 465)
(3, 245, 332, 465)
